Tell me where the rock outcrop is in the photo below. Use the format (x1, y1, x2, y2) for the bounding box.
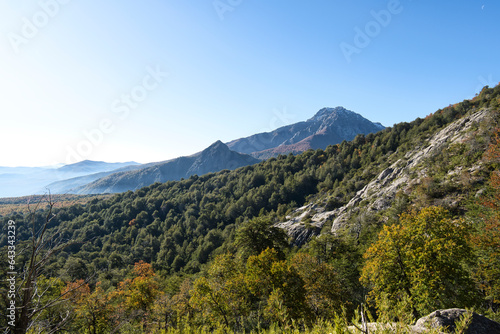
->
(276, 108, 492, 243)
(329, 108, 490, 233)
(413, 309, 500, 334)
(348, 309, 500, 333)
(275, 204, 325, 246)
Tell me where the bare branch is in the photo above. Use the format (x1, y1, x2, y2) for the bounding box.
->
(13, 193, 79, 334)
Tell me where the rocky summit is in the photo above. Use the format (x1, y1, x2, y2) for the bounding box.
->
(226, 106, 384, 159)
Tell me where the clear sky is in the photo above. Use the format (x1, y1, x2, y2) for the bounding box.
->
(0, 0, 499, 167)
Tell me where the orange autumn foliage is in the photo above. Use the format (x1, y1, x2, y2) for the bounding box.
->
(473, 128, 500, 304)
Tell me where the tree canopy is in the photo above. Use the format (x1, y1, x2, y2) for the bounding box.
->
(361, 206, 479, 317)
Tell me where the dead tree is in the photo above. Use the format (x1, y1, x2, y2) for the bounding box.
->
(13, 193, 83, 334)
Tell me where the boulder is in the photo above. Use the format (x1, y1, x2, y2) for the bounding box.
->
(413, 309, 500, 334)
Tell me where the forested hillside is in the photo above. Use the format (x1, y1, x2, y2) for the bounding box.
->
(1, 85, 500, 333)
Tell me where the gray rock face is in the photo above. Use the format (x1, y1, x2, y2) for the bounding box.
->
(276, 108, 491, 244)
(413, 309, 500, 334)
(226, 107, 384, 157)
(275, 204, 324, 246)
(328, 108, 490, 233)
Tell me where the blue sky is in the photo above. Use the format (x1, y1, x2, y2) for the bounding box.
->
(0, 0, 498, 167)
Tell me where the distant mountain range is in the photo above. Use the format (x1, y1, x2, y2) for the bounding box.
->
(0, 161, 138, 198)
(73, 141, 259, 194)
(0, 107, 384, 197)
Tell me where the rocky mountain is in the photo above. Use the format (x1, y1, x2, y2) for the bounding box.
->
(72, 107, 383, 194)
(277, 106, 496, 245)
(73, 141, 259, 194)
(2, 107, 382, 197)
(226, 107, 385, 159)
(3, 86, 498, 332)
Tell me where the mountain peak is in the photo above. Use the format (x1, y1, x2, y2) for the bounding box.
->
(308, 107, 353, 122)
(227, 106, 384, 156)
(198, 140, 232, 160)
(206, 140, 227, 151)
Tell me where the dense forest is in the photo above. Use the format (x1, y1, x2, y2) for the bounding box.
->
(1, 85, 500, 333)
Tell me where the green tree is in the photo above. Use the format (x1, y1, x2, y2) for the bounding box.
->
(152, 278, 193, 330)
(361, 206, 478, 317)
(306, 233, 363, 312)
(63, 281, 114, 334)
(245, 248, 310, 325)
(190, 253, 250, 329)
(27, 276, 69, 334)
(291, 253, 344, 319)
(234, 217, 289, 260)
(472, 129, 500, 306)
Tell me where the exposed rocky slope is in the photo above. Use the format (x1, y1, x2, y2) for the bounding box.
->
(227, 107, 384, 158)
(277, 108, 493, 244)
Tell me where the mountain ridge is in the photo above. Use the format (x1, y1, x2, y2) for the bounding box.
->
(2, 85, 499, 330)
(73, 141, 259, 194)
(226, 107, 384, 158)
(47, 107, 384, 195)
(1, 107, 384, 197)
